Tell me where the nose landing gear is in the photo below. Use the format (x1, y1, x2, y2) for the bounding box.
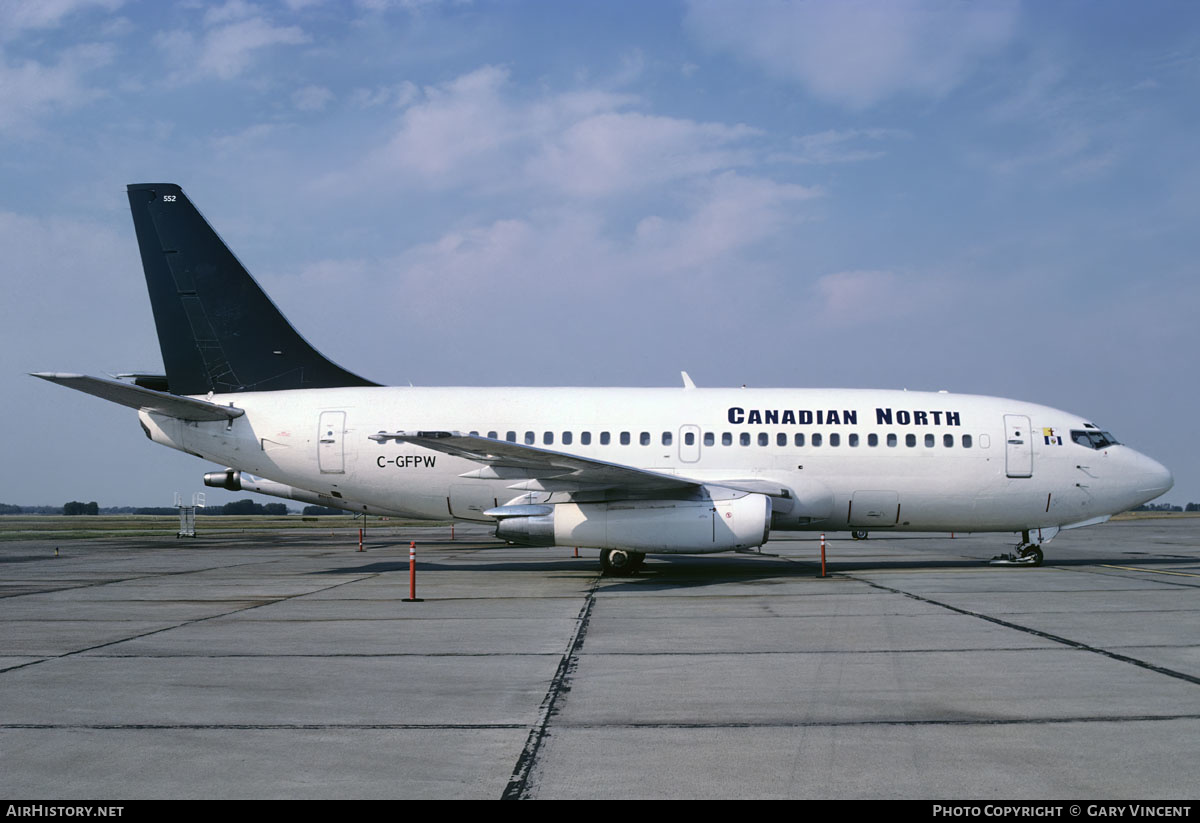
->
(990, 530, 1046, 566)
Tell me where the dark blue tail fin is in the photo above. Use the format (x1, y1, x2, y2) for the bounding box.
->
(127, 183, 377, 395)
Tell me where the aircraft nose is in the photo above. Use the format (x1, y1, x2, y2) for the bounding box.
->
(1134, 452, 1173, 497)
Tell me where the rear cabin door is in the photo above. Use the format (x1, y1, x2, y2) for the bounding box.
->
(1004, 414, 1033, 478)
(318, 411, 346, 474)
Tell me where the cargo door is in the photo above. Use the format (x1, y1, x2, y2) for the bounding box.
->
(848, 490, 900, 527)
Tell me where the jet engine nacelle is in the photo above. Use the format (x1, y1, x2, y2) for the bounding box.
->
(494, 493, 772, 554)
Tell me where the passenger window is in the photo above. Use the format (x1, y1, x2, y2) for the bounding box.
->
(906, 434, 916, 447)
(581, 432, 591, 445)
(640, 432, 650, 446)
(600, 432, 611, 445)
(662, 432, 672, 446)
(962, 434, 972, 448)
(563, 432, 573, 445)
(685, 432, 695, 446)
(794, 433, 805, 447)
(525, 431, 535, 445)
(868, 433, 878, 447)
(487, 431, 498, 440)
(812, 433, 823, 446)
(544, 432, 554, 445)
(758, 433, 768, 446)
(943, 434, 953, 447)
(722, 433, 732, 446)
(830, 433, 840, 446)
(777, 433, 787, 447)
(469, 431, 479, 436)
(740, 433, 751, 446)
(849, 433, 859, 447)
(506, 431, 516, 442)
(924, 434, 934, 448)
(620, 432, 630, 445)
(887, 433, 897, 447)
(703, 432, 713, 446)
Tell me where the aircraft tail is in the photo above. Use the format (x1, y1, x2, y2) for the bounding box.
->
(126, 183, 377, 395)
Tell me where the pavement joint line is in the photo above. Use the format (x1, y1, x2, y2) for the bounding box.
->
(0, 723, 527, 730)
(0, 572, 378, 675)
(4, 714, 1200, 732)
(846, 575, 1200, 688)
(501, 574, 600, 800)
(1099, 564, 1200, 578)
(535, 713, 1200, 729)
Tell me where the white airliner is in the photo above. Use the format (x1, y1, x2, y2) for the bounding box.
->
(34, 184, 1173, 573)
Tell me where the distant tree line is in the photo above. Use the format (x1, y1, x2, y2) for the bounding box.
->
(1, 501, 297, 515)
(1132, 503, 1188, 512)
(217, 499, 289, 516)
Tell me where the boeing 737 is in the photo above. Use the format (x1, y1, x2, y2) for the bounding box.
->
(33, 183, 1174, 573)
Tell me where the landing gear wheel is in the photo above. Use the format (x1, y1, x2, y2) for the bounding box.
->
(600, 549, 645, 576)
(1019, 545, 1044, 567)
(851, 530, 868, 540)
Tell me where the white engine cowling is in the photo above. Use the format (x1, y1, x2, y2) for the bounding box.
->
(494, 493, 772, 554)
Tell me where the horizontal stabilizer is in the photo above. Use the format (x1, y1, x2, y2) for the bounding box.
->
(31, 373, 243, 421)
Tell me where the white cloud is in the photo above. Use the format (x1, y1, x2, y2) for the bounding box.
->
(349, 81, 418, 109)
(197, 17, 309, 80)
(684, 0, 1018, 109)
(350, 65, 764, 199)
(293, 84, 333, 111)
(0, 0, 123, 42)
(771, 128, 909, 165)
(0, 43, 114, 136)
(633, 172, 819, 273)
(530, 112, 758, 197)
(155, 8, 310, 82)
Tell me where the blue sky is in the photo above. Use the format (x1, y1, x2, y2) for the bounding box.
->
(3, 0, 1197, 508)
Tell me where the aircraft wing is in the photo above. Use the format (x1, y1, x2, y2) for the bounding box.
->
(31, 373, 244, 422)
(369, 430, 703, 494)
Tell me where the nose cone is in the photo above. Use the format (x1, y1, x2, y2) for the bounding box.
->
(1130, 450, 1174, 506)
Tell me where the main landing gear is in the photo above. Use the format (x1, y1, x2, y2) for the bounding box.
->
(990, 530, 1045, 567)
(851, 530, 869, 540)
(599, 549, 645, 576)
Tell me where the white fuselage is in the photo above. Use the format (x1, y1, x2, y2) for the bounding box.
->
(139, 385, 1172, 545)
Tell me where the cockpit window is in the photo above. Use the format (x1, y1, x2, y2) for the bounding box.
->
(1071, 429, 1120, 449)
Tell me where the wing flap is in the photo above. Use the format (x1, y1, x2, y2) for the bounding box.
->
(370, 431, 700, 494)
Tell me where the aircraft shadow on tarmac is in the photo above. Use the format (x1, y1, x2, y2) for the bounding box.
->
(314, 548, 1194, 585)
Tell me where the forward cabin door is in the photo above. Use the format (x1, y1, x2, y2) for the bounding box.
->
(1004, 414, 1033, 478)
(318, 411, 346, 473)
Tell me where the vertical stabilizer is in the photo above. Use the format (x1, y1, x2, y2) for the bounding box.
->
(126, 183, 377, 395)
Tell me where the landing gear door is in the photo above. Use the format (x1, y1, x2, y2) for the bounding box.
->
(1004, 414, 1032, 478)
(318, 411, 346, 474)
